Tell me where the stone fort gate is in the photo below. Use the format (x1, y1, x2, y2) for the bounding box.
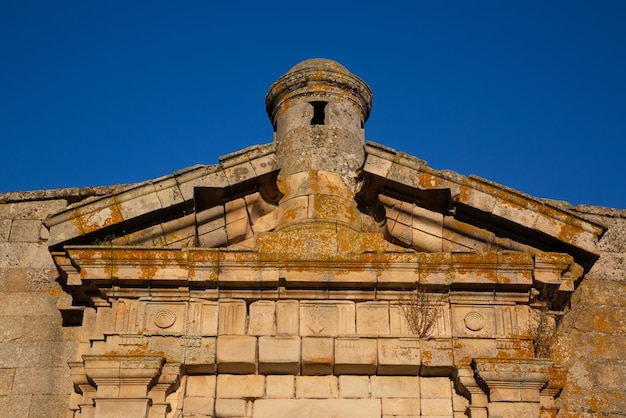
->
(45, 59, 605, 417)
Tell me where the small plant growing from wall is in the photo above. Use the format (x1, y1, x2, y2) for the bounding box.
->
(399, 285, 444, 338)
(530, 286, 559, 358)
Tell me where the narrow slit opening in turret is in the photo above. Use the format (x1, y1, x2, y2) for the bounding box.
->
(310, 101, 327, 125)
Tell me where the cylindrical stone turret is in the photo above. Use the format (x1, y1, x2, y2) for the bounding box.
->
(266, 59, 373, 231)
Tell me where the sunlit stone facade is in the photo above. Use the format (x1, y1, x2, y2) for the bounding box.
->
(0, 59, 624, 417)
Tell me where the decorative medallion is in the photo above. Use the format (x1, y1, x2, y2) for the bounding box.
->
(464, 311, 485, 331)
(154, 309, 177, 329)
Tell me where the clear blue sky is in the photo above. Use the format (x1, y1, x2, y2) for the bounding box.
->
(1, 1, 625, 209)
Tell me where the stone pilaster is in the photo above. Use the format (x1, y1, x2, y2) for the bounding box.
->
(71, 355, 178, 418)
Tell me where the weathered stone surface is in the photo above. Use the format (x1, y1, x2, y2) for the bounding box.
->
(295, 376, 338, 399)
(299, 301, 355, 336)
(587, 252, 626, 281)
(371, 376, 420, 399)
(0, 394, 31, 418)
(487, 402, 539, 418)
(0, 368, 14, 395)
(335, 337, 377, 375)
(276, 300, 299, 335)
(258, 336, 300, 374)
(0, 219, 11, 241)
(377, 338, 421, 375)
(420, 377, 452, 399)
(218, 300, 247, 335)
(186, 375, 216, 398)
(421, 397, 454, 416)
(8, 219, 42, 242)
(356, 301, 390, 334)
(382, 397, 421, 416)
(183, 396, 215, 415)
(12, 367, 71, 395)
(215, 398, 247, 417)
(0, 242, 55, 269)
(248, 301, 276, 335)
(301, 337, 334, 375)
(252, 399, 381, 418)
(265, 375, 294, 399)
(216, 336, 257, 374)
(338, 375, 370, 398)
(216, 374, 265, 399)
(0, 342, 42, 367)
(1, 59, 624, 418)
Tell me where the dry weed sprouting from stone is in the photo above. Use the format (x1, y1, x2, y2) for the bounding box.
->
(399, 287, 443, 338)
(533, 312, 557, 357)
(530, 286, 559, 357)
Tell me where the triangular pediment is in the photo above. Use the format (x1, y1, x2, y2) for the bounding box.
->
(49, 60, 592, 416)
(360, 142, 605, 271)
(46, 141, 604, 271)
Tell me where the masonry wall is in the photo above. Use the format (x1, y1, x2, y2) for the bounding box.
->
(0, 189, 116, 418)
(0, 190, 625, 417)
(553, 205, 626, 417)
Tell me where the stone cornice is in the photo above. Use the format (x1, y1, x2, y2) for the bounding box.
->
(363, 141, 606, 265)
(53, 244, 579, 306)
(44, 143, 278, 248)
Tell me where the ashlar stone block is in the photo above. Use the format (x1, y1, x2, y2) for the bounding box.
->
(301, 337, 334, 375)
(216, 374, 265, 399)
(371, 376, 420, 398)
(183, 396, 215, 416)
(421, 399, 454, 416)
(93, 398, 150, 418)
(186, 375, 216, 398)
(300, 301, 355, 336)
(0, 368, 15, 395)
(335, 337, 377, 375)
(252, 399, 381, 418)
(258, 336, 300, 374)
(377, 338, 421, 375)
(420, 377, 452, 399)
(215, 398, 247, 417)
(248, 301, 275, 335)
(356, 302, 390, 335)
(389, 304, 412, 335)
(8, 219, 41, 242)
(295, 376, 338, 399)
(338, 375, 370, 398)
(265, 375, 294, 399)
(183, 338, 217, 374)
(382, 398, 421, 416)
(276, 300, 299, 335)
(218, 300, 247, 335)
(216, 336, 257, 374)
(196, 302, 219, 336)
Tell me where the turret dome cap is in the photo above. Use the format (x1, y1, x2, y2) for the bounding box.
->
(266, 58, 373, 123)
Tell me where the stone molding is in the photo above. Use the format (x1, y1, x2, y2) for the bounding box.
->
(53, 245, 580, 307)
(472, 358, 553, 403)
(69, 355, 180, 418)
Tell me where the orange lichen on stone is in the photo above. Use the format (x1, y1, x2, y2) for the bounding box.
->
(78, 198, 124, 234)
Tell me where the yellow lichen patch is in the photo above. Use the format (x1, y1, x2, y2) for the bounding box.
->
(151, 249, 189, 270)
(309, 194, 357, 226)
(451, 252, 498, 283)
(79, 200, 124, 234)
(421, 350, 432, 365)
(557, 221, 584, 247)
(306, 84, 332, 92)
(69, 208, 85, 236)
(419, 172, 444, 189)
(275, 175, 290, 197)
(308, 171, 354, 200)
